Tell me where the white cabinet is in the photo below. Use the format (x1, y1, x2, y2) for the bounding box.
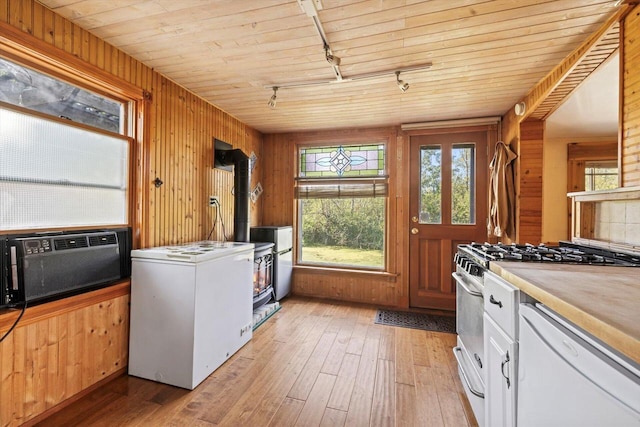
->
(483, 271, 519, 427)
(484, 313, 517, 427)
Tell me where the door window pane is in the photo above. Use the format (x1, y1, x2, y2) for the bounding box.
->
(419, 145, 441, 224)
(452, 143, 476, 224)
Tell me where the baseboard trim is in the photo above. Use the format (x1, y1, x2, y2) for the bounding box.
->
(21, 367, 127, 426)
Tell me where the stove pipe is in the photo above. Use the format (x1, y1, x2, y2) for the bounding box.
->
(221, 149, 251, 242)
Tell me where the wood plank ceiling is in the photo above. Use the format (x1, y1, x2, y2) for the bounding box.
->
(36, 0, 623, 134)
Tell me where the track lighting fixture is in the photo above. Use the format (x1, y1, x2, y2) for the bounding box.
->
(267, 86, 278, 108)
(396, 71, 409, 93)
(264, 62, 432, 107)
(324, 44, 341, 66)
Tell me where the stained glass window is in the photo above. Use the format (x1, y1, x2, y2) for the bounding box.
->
(300, 144, 385, 177)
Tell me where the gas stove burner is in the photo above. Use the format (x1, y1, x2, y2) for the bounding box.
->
(463, 241, 640, 266)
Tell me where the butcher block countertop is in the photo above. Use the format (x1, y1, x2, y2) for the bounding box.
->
(490, 262, 640, 365)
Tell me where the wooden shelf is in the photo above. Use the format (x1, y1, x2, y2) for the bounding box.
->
(568, 186, 640, 202)
(568, 186, 640, 247)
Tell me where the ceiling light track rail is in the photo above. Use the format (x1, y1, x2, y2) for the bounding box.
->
(263, 62, 433, 90)
(267, 0, 432, 107)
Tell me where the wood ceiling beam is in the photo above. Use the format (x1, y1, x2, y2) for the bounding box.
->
(516, 5, 630, 122)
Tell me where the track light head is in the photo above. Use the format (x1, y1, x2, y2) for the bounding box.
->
(267, 86, 278, 108)
(396, 71, 409, 93)
(326, 53, 341, 66)
(324, 45, 341, 66)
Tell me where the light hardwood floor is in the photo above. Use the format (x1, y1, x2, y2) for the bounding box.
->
(36, 297, 478, 426)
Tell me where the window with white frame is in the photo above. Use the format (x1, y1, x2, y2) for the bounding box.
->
(296, 144, 387, 270)
(585, 160, 618, 191)
(0, 56, 130, 230)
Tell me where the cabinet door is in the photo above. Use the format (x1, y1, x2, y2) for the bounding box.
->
(484, 313, 517, 427)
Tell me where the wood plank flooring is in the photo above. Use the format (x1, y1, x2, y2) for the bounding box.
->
(36, 297, 478, 426)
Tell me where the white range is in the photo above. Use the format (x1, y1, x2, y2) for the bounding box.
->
(128, 241, 254, 390)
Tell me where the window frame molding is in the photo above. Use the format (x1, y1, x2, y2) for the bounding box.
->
(294, 133, 394, 273)
(0, 21, 147, 240)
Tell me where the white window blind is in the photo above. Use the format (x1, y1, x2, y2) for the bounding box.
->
(0, 106, 129, 229)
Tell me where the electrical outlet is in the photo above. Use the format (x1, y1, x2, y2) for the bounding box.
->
(209, 196, 219, 207)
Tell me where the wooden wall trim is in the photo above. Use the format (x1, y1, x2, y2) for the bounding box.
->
(0, 281, 130, 331)
(621, 3, 640, 186)
(516, 6, 630, 123)
(295, 266, 398, 282)
(518, 119, 544, 245)
(0, 20, 142, 100)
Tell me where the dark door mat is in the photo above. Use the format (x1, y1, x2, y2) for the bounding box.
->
(375, 309, 456, 334)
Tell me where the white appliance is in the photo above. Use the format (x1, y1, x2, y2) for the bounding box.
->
(128, 241, 254, 390)
(518, 303, 640, 426)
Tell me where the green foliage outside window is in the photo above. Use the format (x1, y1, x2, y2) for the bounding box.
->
(301, 198, 384, 251)
(452, 144, 474, 224)
(420, 146, 442, 223)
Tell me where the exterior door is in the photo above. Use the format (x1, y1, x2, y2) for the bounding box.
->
(409, 128, 491, 310)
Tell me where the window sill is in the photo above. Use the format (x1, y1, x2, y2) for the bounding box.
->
(294, 265, 398, 282)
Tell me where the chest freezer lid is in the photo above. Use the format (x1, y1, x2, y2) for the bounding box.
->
(131, 241, 254, 263)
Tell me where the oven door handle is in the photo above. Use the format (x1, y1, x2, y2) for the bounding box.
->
(453, 347, 485, 398)
(452, 272, 483, 298)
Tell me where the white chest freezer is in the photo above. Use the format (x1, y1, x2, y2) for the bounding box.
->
(128, 241, 254, 390)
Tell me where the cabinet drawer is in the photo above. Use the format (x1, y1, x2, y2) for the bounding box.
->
(484, 271, 519, 338)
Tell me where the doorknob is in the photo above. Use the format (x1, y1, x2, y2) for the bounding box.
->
(411, 228, 419, 235)
(411, 216, 418, 223)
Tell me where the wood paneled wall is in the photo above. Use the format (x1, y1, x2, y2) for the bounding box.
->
(518, 119, 544, 244)
(621, 4, 640, 186)
(0, 284, 130, 427)
(261, 133, 297, 226)
(147, 73, 263, 247)
(500, 110, 520, 243)
(0, 0, 262, 424)
(0, 0, 263, 248)
(262, 127, 405, 308)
